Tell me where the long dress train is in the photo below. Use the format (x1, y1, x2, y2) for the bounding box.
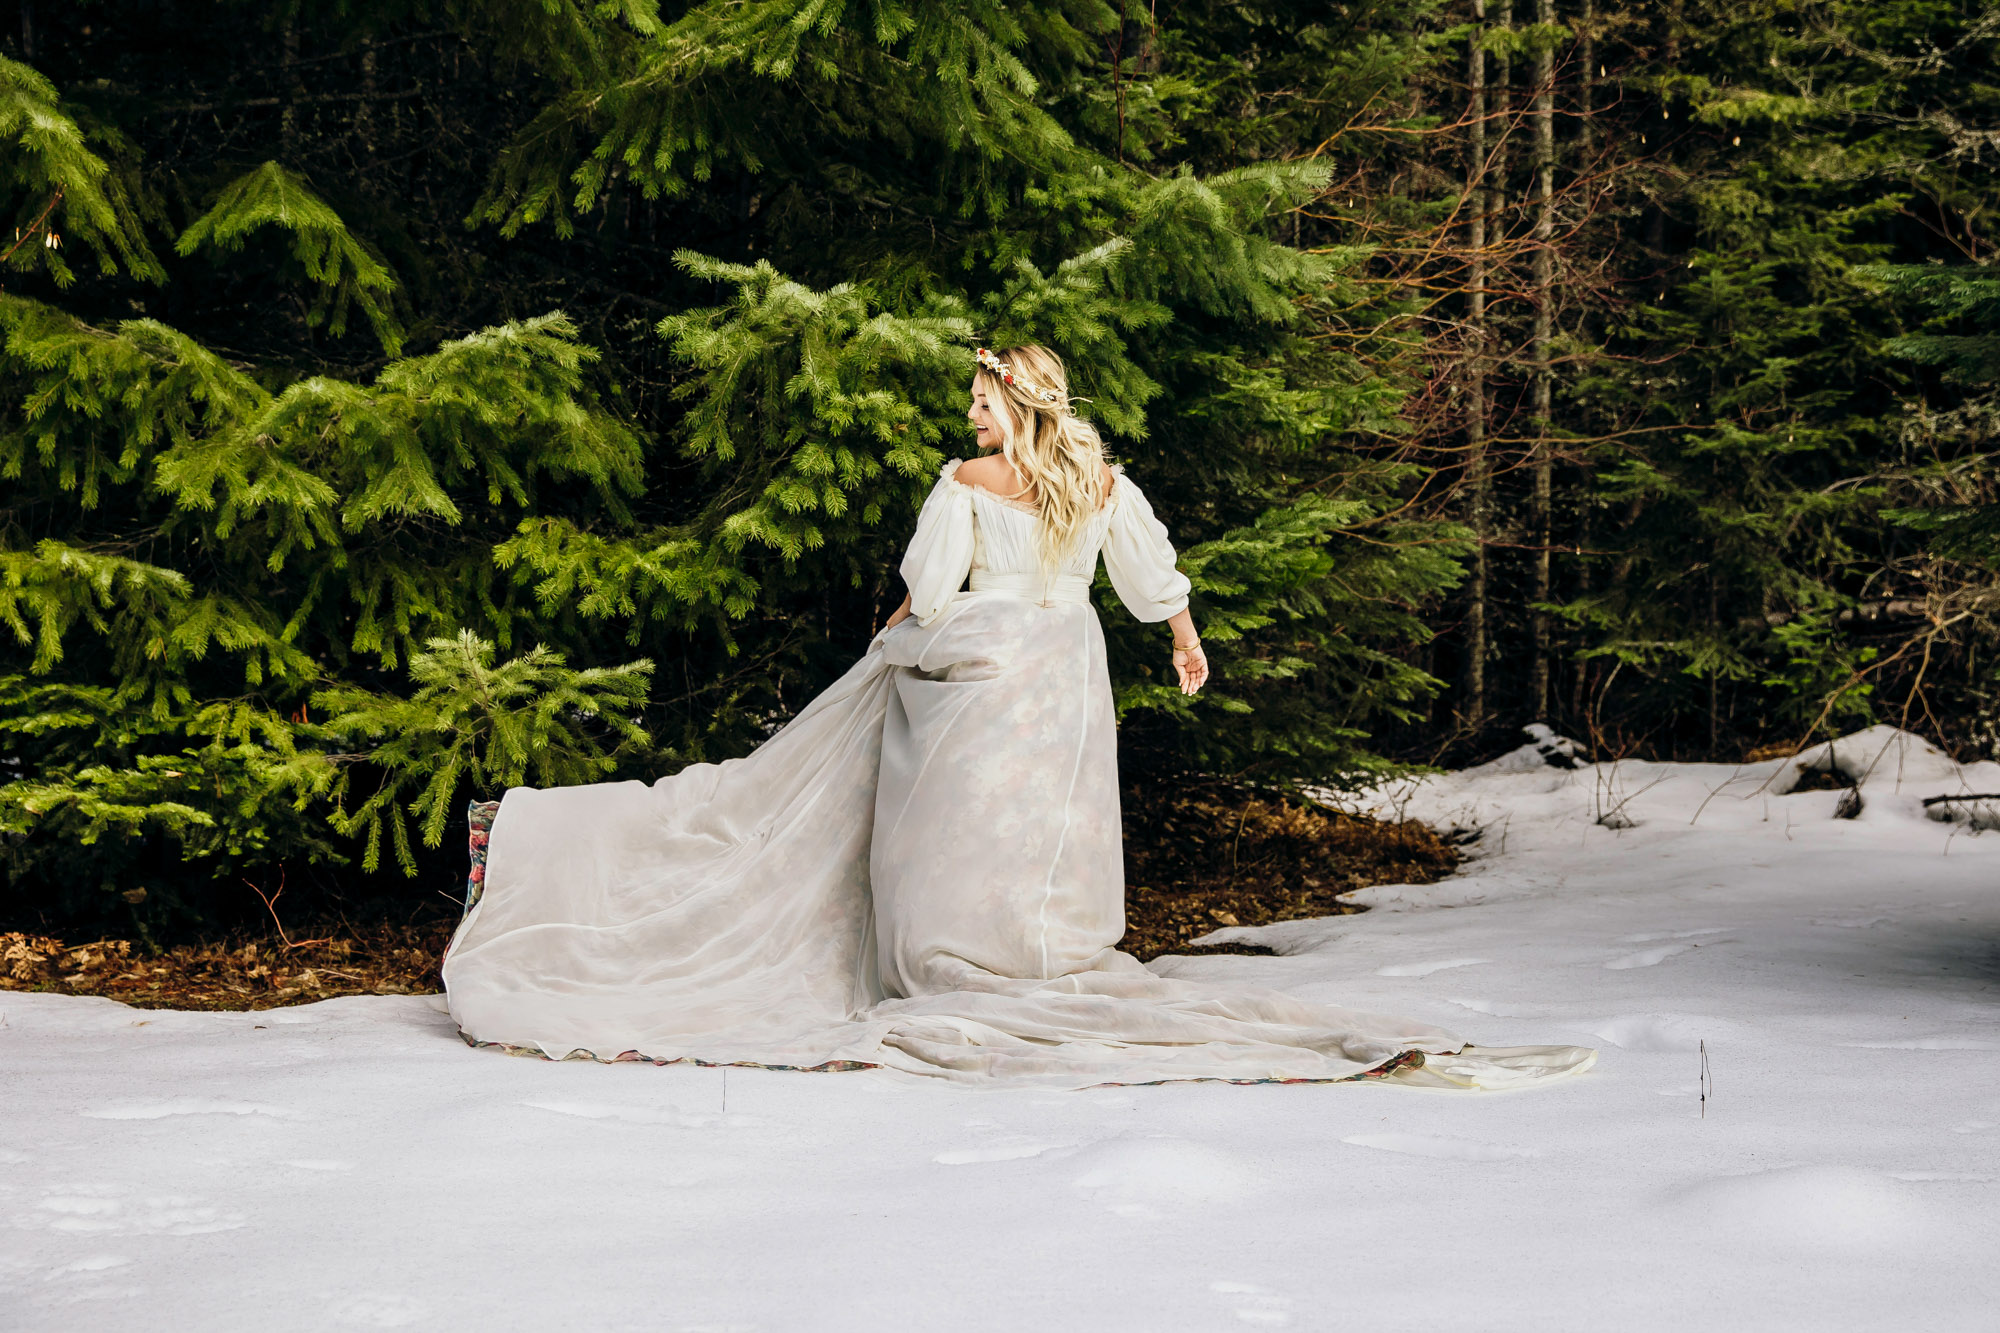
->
(442, 461, 1596, 1089)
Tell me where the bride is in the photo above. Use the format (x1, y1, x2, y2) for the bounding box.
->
(443, 345, 1595, 1090)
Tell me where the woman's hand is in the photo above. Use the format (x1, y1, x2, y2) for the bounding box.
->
(1164, 607, 1207, 695)
(1168, 608, 1208, 696)
(1172, 641, 1208, 696)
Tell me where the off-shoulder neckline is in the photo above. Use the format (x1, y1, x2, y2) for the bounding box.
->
(939, 458, 1123, 516)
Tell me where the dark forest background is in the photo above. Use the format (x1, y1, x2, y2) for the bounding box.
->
(3, 0, 1995, 937)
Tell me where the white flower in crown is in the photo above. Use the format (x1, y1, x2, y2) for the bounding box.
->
(974, 346, 1066, 407)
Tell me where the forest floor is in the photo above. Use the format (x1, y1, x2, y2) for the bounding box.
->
(1, 783, 1457, 1007)
(3, 725, 1997, 1331)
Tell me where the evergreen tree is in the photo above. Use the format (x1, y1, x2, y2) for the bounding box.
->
(1545, 0, 1997, 752)
(1869, 263, 2000, 563)
(1865, 259, 2000, 754)
(2, 2, 1461, 932)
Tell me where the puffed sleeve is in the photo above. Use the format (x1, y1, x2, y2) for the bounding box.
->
(898, 460, 976, 625)
(1101, 472, 1191, 622)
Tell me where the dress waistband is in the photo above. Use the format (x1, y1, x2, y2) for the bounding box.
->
(967, 570, 1092, 606)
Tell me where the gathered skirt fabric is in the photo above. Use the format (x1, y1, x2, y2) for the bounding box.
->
(442, 593, 1596, 1090)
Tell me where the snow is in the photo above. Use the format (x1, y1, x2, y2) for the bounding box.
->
(5, 724, 1998, 1331)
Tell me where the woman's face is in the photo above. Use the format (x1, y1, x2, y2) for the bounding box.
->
(967, 376, 1012, 451)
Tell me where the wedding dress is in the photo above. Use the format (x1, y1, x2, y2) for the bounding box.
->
(442, 460, 1596, 1089)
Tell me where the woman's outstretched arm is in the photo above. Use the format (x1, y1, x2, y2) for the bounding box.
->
(883, 592, 914, 632)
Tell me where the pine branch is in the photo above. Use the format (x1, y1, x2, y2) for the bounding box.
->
(176, 162, 407, 355)
(309, 632, 655, 872)
(0, 56, 163, 284)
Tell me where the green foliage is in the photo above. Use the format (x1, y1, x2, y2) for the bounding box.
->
(309, 632, 654, 874)
(36, 0, 1938, 933)
(1, 268, 647, 923)
(0, 676, 340, 931)
(657, 252, 969, 547)
(0, 55, 161, 284)
(1117, 487, 1469, 779)
(177, 162, 407, 354)
(0, 5, 1472, 928)
(1866, 265, 2000, 380)
(1547, 0, 2000, 750)
(1760, 616, 1878, 731)
(1865, 263, 2000, 565)
(474, 0, 1108, 236)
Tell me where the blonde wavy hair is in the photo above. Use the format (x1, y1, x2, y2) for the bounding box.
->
(973, 344, 1110, 571)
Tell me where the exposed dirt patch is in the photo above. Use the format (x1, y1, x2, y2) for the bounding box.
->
(1119, 780, 1460, 962)
(5, 783, 1461, 1006)
(1787, 765, 1855, 793)
(1, 920, 452, 1010)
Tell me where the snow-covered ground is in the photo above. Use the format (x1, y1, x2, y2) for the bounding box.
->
(5, 725, 1998, 1331)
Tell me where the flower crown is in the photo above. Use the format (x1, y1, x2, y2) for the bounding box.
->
(975, 346, 1074, 413)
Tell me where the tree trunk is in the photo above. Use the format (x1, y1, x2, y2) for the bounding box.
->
(1579, 0, 1596, 156)
(1465, 0, 1491, 731)
(1494, 2, 1513, 196)
(280, 19, 302, 159)
(356, 41, 378, 164)
(1528, 0, 1556, 720)
(1570, 0, 1596, 727)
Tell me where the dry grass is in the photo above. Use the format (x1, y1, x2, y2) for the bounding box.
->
(1, 920, 453, 1010)
(4, 785, 1461, 1006)
(1119, 780, 1460, 962)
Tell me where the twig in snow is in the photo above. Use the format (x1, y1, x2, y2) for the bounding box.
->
(1689, 763, 1752, 826)
(1700, 1039, 1711, 1119)
(1598, 773, 1669, 829)
(1853, 730, 1904, 791)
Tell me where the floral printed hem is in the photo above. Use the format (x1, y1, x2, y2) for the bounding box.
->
(1095, 1048, 1430, 1088)
(451, 1026, 1429, 1086)
(464, 799, 500, 913)
(455, 1028, 879, 1071)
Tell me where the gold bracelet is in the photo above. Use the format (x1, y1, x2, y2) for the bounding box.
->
(1172, 639, 1201, 652)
